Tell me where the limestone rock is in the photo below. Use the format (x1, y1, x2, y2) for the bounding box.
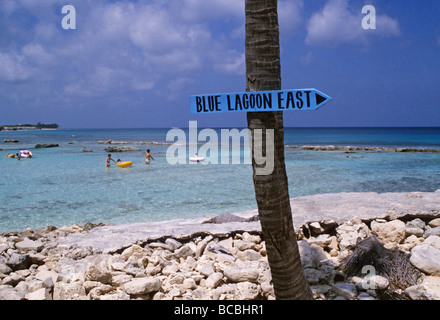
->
(196, 235, 213, 258)
(165, 238, 182, 251)
(241, 232, 261, 244)
(104, 146, 140, 152)
(234, 240, 257, 251)
(162, 263, 179, 276)
(123, 277, 161, 295)
(183, 278, 197, 290)
(7, 253, 31, 271)
(15, 239, 44, 252)
(2, 273, 25, 286)
(298, 240, 318, 268)
(408, 218, 426, 229)
(424, 227, 440, 238)
(53, 281, 86, 300)
(0, 285, 25, 300)
(149, 242, 174, 251)
(410, 245, 440, 276)
(304, 268, 329, 285)
(405, 225, 424, 237)
(309, 222, 325, 236)
(35, 269, 61, 284)
(121, 245, 150, 261)
(196, 261, 215, 277)
(84, 255, 112, 284)
(308, 234, 332, 248)
(331, 283, 357, 300)
(205, 272, 223, 289)
(98, 290, 130, 300)
(223, 266, 259, 283)
(111, 274, 132, 287)
(362, 275, 389, 290)
(424, 236, 440, 250)
(236, 282, 260, 300)
(35, 144, 59, 148)
(419, 276, 440, 300)
(428, 218, 440, 228)
(371, 220, 406, 245)
(0, 243, 9, 253)
(336, 222, 371, 250)
(405, 284, 425, 300)
(26, 287, 52, 300)
(174, 244, 195, 259)
(237, 249, 261, 261)
(0, 263, 12, 275)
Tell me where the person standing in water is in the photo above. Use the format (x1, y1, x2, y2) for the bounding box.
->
(105, 154, 117, 167)
(145, 149, 155, 164)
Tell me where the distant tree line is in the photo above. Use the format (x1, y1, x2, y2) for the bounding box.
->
(36, 122, 59, 129)
(0, 122, 59, 130)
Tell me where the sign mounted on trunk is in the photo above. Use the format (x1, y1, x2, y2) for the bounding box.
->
(190, 89, 331, 114)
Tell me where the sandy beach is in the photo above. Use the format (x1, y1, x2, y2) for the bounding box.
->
(1, 190, 440, 300)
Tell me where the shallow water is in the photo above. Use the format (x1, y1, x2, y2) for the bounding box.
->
(1, 127, 439, 233)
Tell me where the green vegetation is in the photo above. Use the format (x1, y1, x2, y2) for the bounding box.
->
(0, 123, 59, 131)
(36, 122, 59, 129)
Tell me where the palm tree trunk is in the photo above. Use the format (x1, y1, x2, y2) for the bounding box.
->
(245, 0, 312, 300)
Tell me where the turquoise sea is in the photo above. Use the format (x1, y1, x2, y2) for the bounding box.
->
(1, 127, 440, 233)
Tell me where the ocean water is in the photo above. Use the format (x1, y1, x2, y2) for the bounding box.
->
(1, 127, 439, 233)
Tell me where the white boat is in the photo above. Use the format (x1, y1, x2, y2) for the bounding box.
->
(19, 150, 33, 158)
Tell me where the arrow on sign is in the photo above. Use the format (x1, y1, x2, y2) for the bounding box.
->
(190, 89, 331, 114)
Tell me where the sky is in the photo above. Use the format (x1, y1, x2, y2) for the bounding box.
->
(0, 0, 439, 129)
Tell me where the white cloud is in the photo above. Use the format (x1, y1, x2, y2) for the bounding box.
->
(0, 0, 247, 99)
(22, 43, 55, 66)
(213, 50, 245, 76)
(179, 0, 243, 21)
(306, 0, 400, 47)
(376, 14, 400, 38)
(0, 52, 32, 82)
(279, 0, 304, 38)
(166, 77, 194, 101)
(132, 81, 155, 91)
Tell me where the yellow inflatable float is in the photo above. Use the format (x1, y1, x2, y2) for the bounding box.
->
(117, 161, 133, 168)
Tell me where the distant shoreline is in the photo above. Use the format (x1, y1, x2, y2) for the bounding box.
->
(0, 128, 58, 131)
(0, 123, 59, 131)
(286, 145, 440, 153)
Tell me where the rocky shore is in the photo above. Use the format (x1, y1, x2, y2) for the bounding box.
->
(287, 145, 440, 153)
(98, 140, 170, 146)
(1, 191, 440, 300)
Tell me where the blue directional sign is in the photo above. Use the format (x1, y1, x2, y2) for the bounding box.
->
(190, 89, 331, 114)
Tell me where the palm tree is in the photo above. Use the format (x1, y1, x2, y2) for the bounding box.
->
(245, 0, 312, 300)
